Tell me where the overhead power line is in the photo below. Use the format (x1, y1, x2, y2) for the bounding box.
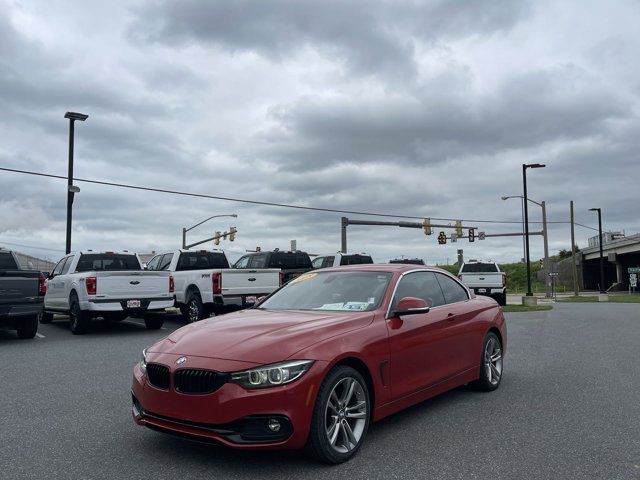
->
(0, 166, 599, 231)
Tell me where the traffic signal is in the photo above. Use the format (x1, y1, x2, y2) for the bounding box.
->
(468, 228, 475, 242)
(214, 231, 221, 246)
(438, 231, 447, 245)
(229, 226, 237, 242)
(539, 258, 544, 268)
(455, 220, 463, 237)
(423, 218, 432, 235)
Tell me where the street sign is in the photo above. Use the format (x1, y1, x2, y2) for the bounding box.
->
(479, 231, 486, 240)
(548, 272, 559, 277)
(451, 233, 457, 243)
(291, 240, 297, 251)
(630, 273, 638, 288)
(628, 267, 640, 274)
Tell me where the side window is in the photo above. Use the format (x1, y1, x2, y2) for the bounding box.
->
(436, 274, 469, 304)
(146, 255, 162, 271)
(323, 256, 336, 268)
(234, 256, 250, 269)
(250, 254, 267, 269)
(312, 257, 324, 268)
(391, 272, 446, 311)
(158, 253, 173, 271)
(61, 256, 74, 274)
(52, 258, 67, 276)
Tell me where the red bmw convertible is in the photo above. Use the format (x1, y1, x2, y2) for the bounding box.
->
(132, 264, 506, 463)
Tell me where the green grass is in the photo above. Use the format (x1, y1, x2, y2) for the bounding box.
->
(502, 305, 553, 312)
(557, 295, 640, 303)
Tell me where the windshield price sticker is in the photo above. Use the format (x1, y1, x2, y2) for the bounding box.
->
(290, 272, 317, 284)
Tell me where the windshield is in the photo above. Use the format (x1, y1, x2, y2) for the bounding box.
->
(461, 263, 499, 273)
(259, 271, 392, 312)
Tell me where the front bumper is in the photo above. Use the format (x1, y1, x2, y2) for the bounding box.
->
(131, 354, 328, 449)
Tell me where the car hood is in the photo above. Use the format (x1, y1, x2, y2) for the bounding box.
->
(150, 309, 374, 365)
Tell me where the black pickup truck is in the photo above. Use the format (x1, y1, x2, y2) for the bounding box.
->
(0, 250, 45, 339)
(233, 250, 313, 284)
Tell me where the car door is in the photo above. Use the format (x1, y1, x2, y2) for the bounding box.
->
(58, 255, 75, 310)
(386, 271, 458, 399)
(46, 257, 68, 308)
(434, 273, 479, 373)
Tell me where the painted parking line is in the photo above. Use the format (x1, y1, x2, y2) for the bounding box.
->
(35, 333, 45, 338)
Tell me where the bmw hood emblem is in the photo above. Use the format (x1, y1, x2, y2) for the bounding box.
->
(176, 356, 187, 365)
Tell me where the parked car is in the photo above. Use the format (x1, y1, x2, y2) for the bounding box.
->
(234, 250, 312, 283)
(0, 249, 45, 339)
(457, 260, 506, 305)
(311, 252, 373, 269)
(132, 264, 506, 463)
(145, 249, 281, 322)
(43, 251, 174, 334)
(389, 258, 425, 265)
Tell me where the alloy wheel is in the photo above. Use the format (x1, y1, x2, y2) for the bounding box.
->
(324, 377, 367, 454)
(484, 336, 503, 386)
(188, 299, 200, 323)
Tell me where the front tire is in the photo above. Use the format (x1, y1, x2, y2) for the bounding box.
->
(144, 313, 164, 330)
(470, 332, 503, 391)
(40, 311, 54, 324)
(69, 294, 90, 335)
(304, 366, 370, 464)
(17, 314, 39, 339)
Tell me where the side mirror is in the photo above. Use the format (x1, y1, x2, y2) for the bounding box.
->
(48, 273, 55, 280)
(394, 297, 430, 316)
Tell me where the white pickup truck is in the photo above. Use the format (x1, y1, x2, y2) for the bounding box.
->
(457, 260, 507, 305)
(43, 251, 173, 334)
(145, 249, 281, 322)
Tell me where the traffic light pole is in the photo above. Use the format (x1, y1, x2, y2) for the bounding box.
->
(340, 217, 478, 253)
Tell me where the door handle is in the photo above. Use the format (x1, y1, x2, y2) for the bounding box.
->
(446, 312, 456, 321)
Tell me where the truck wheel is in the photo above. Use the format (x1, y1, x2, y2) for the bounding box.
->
(17, 314, 39, 339)
(40, 311, 54, 324)
(144, 313, 164, 330)
(183, 293, 204, 323)
(495, 293, 507, 306)
(69, 294, 90, 335)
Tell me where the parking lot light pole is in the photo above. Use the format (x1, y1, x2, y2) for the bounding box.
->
(522, 163, 546, 297)
(589, 208, 605, 293)
(64, 111, 88, 254)
(183, 214, 238, 249)
(501, 195, 550, 297)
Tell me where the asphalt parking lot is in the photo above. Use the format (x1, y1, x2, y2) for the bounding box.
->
(1, 303, 639, 480)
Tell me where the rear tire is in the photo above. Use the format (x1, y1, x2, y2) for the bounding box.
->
(495, 293, 506, 306)
(40, 311, 54, 324)
(182, 293, 204, 323)
(69, 294, 90, 335)
(144, 313, 164, 330)
(470, 332, 503, 392)
(304, 366, 371, 464)
(17, 314, 39, 339)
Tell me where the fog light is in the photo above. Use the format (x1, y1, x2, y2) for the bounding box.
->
(267, 418, 281, 432)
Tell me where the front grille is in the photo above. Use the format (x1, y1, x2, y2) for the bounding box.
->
(174, 368, 226, 394)
(146, 363, 170, 390)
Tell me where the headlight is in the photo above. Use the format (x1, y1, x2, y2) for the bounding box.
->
(139, 348, 148, 373)
(230, 360, 313, 389)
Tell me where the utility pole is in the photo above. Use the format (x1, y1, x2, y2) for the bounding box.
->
(341, 217, 348, 253)
(542, 201, 550, 298)
(589, 208, 605, 293)
(570, 201, 579, 296)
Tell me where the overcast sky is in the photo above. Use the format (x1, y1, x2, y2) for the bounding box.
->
(1, 0, 639, 265)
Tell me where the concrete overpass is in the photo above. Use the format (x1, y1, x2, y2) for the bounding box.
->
(579, 233, 640, 291)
